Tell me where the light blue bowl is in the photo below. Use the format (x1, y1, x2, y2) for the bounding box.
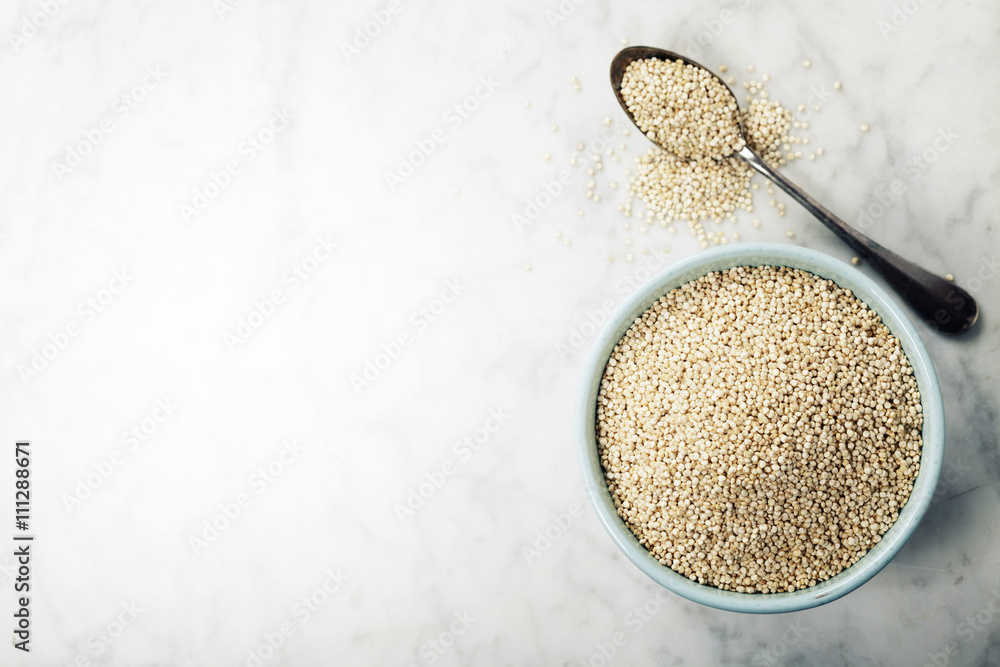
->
(577, 243, 944, 613)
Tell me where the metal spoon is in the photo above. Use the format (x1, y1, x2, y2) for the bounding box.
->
(610, 46, 978, 335)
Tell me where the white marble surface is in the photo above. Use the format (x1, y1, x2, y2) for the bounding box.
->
(1, 0, 998, 665)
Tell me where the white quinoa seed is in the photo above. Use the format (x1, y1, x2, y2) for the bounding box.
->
(616, 58, 822, 232)
(597, 266, 923, 593)
(621, 58, 745, 160)
(620, 58, 801, 225)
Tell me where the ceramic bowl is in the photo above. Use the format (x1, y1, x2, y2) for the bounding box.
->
(576, 243, 944, 613)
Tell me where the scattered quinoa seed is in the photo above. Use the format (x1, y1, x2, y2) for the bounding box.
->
(615, 57, 820, 241)
(946, 273, 954, 281)
(851, 256, 860, 265)
(803, 59, 811, 68)
(860, 124, 870, 132)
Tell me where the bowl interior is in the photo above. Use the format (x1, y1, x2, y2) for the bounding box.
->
(577, 243, 944, 613)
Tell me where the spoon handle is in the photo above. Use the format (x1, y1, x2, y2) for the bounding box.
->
(736, 146, 978, 335)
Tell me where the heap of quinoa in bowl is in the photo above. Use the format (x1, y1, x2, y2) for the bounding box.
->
(577, 244, 944, 612)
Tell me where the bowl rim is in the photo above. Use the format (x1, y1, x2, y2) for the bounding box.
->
(576, 242, 944, 614)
